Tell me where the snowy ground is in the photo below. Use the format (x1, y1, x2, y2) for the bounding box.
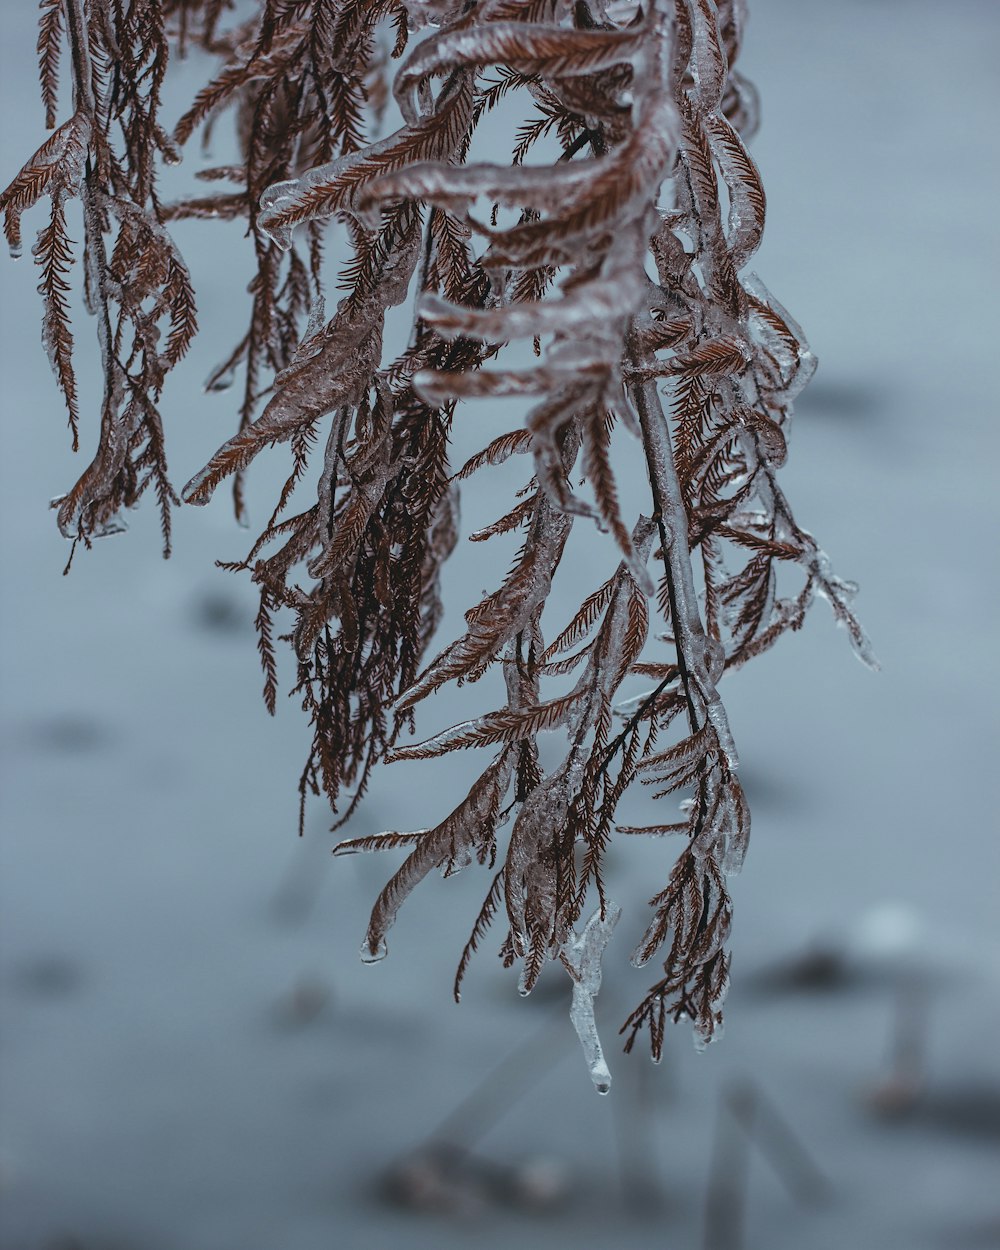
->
(1, 2, 998, 1248)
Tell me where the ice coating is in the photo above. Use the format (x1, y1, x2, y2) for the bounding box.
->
(257, 78, 473, 250)
(563, 902, 622, 1093)
(346, 0, 864, 1062)
(393, 21, 652, 125)
(360, 937, 388, 964)
(2, 0, 876, 1078)
(250, 0, 856, 1067)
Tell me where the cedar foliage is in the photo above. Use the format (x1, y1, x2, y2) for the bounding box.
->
(2, 0, 874, 1089)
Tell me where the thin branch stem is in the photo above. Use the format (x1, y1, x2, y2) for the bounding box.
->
(630, 369, 739, 767)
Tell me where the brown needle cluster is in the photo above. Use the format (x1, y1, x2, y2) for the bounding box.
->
(2, 0, 873, 1087)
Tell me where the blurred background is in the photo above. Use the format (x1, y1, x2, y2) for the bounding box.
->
(1, 1, 998, 1247)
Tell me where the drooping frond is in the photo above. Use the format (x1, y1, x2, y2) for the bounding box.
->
(6, 0, 872, 1088)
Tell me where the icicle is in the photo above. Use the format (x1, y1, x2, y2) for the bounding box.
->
(562, 902, 622, 1093)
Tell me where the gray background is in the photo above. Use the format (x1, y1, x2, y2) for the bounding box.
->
(1, 1, 998, 1247)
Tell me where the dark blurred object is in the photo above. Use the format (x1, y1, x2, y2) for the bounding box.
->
(915, 1086, 1000, 1143)
(381, 1142, 572, 1216)
(189, 589, 249, 636)
(9, 954, 85, 1000)
(703, 1079, 831, 1250)
(22, 716, 112, 755)
(865, 978, 1000, 1142)
(870, 1080, 1000, 1144)
(43, 1238, 142, 1250)
(793, 376, 885, 423)
(270, 975, 333, 1030)
(865, 976, 928, 1117)
(744, 942, 857, 995)
(931, 1215, 1000, 1248)
(379, 1008, 578, 1217)
(746, 903, 933, 999)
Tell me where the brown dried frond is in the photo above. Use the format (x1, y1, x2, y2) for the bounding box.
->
(6, 0, 874, 1089)
(37, 0, 65, 131)
(33, 193, 79, 447)
(3, 0, 204, 554)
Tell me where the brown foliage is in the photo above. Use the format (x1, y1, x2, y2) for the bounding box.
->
(3, 0, 874, 1088)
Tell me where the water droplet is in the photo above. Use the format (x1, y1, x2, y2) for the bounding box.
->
(360, 937, 387, 964)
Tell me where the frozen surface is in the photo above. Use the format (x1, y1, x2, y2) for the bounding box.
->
(1, 2, 999, 1248)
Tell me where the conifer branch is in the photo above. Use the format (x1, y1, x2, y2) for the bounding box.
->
(2, 0, 873, 1087)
